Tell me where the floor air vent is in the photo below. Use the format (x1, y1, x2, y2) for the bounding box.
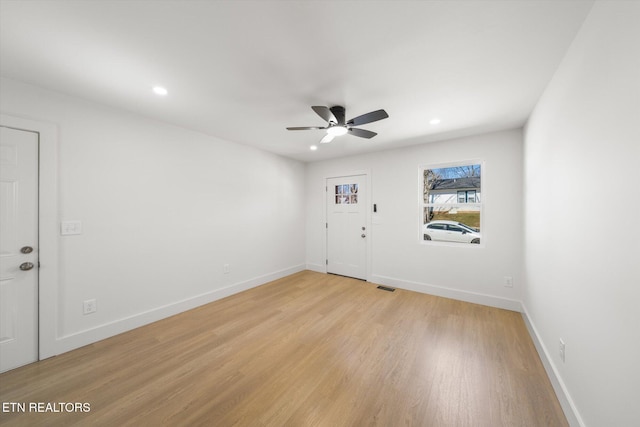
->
(377, 285, 396, 292)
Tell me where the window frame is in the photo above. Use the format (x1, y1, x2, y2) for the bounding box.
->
(419, 160, 484, 247)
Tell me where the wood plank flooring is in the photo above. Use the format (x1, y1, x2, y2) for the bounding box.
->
(0, 271, 567, 426)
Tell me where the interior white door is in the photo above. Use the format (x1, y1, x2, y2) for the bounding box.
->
(326, 175, 367, 280)
(0, 126, 39, 372)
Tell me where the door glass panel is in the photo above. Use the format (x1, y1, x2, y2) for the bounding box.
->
(335, 183, 359, 204)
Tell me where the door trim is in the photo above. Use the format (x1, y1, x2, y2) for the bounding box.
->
(1, 114, 59, 360)
(324, 170, 371, 282)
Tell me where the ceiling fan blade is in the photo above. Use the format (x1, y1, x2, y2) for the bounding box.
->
(312, 106, 338, 124)
(286, 126, 327, 130)
(348, 128, 377, 139)
(329, 106, 346, 125)
(320, 134, 335, 144)
(347, 109, 389, 126)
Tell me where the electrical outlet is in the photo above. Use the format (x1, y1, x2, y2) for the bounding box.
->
(559, 338, 566, 363)
(504, 276, 513, 287)
(83, 299, 96, 315)
(223, 264, 230, 274)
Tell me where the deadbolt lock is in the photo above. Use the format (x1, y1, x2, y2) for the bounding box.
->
(20, 246, 34, 254)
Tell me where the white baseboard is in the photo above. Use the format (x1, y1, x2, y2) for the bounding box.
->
(50, 264, 306, 357)
(521, 306, 584, 427)
(371, 274, 522, 312)
(305, 262, 326, 274)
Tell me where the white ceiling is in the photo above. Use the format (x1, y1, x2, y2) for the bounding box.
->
(0, 0, 594, 162)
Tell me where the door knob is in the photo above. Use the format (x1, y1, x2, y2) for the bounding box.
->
(361, 234, 366, 238)
(20, 246, 34, 254)
(19, 262, 34, 271)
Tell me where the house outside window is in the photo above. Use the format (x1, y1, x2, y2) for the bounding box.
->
(421, 162, 483, 245)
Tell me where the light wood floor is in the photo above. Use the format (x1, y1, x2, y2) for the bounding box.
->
(0, 271, 567, 426)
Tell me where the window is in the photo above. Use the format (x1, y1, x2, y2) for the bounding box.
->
(457, 190, 477, 203)
(467, 190, 476, 203)
(335, 183, 358, 204)
(421, 162, 482, 245)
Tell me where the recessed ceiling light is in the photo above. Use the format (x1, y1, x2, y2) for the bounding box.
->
(153, 86, 168, 96)
(310, 145, 318, 151)
(429, 118, 441, 125)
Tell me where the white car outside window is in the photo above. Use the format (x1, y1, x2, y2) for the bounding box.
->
(423, 220, 481, 244)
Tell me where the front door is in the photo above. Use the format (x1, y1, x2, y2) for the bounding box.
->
(0, 126, 39, 372)
(326, 175, 367, 280)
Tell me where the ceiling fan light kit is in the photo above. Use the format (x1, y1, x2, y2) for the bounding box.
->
(287, 105, 388, 145)
(326, 126, 348, 136)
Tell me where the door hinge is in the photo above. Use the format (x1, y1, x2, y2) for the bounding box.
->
(326, 259, 328, 265)
(326, 222, 328, 229)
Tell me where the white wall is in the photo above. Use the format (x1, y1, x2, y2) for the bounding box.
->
(306, 129, 523, 310)
(523, 2, 640, 426)
(0, 78, 306, 355)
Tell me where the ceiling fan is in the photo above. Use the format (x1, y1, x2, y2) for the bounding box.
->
(287, 106, 389, 143)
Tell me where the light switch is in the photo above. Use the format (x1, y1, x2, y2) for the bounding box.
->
(61, 220, 82, 236)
